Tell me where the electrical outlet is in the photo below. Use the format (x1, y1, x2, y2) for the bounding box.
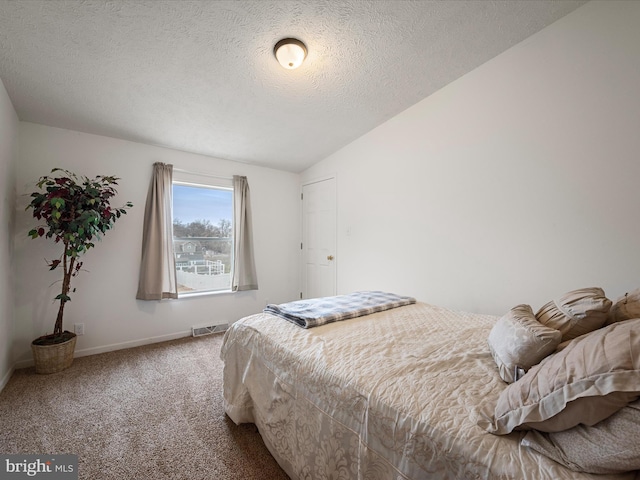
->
(74, 323, 85, 336)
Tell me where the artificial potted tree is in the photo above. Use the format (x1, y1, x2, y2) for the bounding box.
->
(26, 168, 132, 374)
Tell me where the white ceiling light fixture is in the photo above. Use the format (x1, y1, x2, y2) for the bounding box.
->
(274, 38, 307, 69)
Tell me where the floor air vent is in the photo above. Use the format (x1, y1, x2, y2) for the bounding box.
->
(192, 323, 228, 337)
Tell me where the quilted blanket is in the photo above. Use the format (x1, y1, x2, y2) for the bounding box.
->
(263, 291, 416, 328)
(222, 302, 638, 480)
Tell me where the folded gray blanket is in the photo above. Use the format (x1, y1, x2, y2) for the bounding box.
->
(264, 291, 416, 328)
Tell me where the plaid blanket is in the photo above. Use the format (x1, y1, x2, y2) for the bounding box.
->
(263, 291, 416, 328)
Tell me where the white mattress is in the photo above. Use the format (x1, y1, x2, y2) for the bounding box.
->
(221, 302, 637, 480)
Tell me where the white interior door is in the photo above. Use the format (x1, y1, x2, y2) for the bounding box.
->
(302, 177, 336, 299)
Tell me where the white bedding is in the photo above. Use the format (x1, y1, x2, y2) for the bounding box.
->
(221, 302, 638, 480)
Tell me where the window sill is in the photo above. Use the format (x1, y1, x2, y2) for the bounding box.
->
(178, 289, 233, 299)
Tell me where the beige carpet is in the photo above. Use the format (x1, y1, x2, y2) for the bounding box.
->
(0, 333, 289, 479)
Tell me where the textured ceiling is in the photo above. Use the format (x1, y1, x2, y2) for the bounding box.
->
(0, 0, 586, 173)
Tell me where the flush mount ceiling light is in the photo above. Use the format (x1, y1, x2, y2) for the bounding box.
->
(274, 38, 307, 69)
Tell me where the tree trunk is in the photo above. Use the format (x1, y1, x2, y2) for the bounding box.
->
(53, 299, 65, 336)
(54, 242, 75, 336)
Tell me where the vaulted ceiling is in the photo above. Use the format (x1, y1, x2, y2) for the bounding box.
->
(0, 0, 586, 172)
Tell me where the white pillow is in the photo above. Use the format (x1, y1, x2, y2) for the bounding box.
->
(487, 304, 562, 384)
(535, 287, 611, 341)
(607, 288, 640, 326)
(480, 318, 640, 435)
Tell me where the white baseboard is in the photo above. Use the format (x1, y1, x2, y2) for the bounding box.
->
(0, 364, 15, 393)
(74, 330, 193, 357)
(13, 330, 193, 369)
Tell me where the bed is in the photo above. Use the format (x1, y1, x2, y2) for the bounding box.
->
(221, 295, 640, 480)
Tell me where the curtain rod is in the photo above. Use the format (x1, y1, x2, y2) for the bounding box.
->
(172, 167, 233, 181)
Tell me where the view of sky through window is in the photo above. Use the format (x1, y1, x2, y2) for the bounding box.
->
(172, 184, 232, 225)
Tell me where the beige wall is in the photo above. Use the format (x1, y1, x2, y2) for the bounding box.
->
(13, 123, 301, 366)
(302, 1, 640, 314)
(0, 78, 19, 388)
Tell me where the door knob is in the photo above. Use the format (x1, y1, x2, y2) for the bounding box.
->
(327, 255, 334, 261)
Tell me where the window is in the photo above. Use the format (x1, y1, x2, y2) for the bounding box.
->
(172, 175, 233, 295)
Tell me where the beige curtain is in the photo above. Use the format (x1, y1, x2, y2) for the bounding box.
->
(232, 175, 258, 291)
(136, 162, 178, 300)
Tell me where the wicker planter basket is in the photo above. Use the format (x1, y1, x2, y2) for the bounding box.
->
(31, 333, 77, 374)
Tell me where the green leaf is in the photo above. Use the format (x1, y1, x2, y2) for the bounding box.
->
(52, 198, 65, 209)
